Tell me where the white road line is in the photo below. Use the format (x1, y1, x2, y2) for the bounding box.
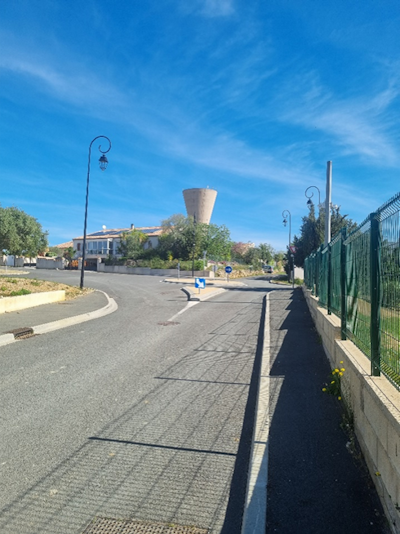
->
(241, 292, 271, 534)
(167, 301, 199, 322)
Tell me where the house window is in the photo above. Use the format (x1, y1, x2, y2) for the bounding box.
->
(86, 240, 110, 255)
(77, 243, 81, 251)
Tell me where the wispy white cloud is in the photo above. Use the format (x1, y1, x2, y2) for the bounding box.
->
(0, 38, 314, 188)
(276, 70, 400, 167)
(199, 0, 235, 17)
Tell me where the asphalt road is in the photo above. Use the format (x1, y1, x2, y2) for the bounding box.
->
(0, 271, 268, 534)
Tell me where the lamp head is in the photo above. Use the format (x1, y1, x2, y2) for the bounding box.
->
(99, 154, 108, 171)
(307, 198, 313, 207)
(283, 218, 287, 227)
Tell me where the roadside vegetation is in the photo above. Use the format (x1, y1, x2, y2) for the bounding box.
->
(0, 205, 48, 257)
(0, 275, 91, 299)
(104, 213, 285, 277)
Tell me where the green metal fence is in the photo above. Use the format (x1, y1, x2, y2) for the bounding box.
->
(304, 192, 400, 390)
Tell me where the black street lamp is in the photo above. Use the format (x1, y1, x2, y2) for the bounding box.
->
(282, 209, 294, 289)
(305, 185, 321, 209)
(191, 213, 197, 278)
(80, 136, 112, 290)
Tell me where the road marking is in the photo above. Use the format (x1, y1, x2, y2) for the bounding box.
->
(241, 291, 271, 534)
(167, 301, 199, 323)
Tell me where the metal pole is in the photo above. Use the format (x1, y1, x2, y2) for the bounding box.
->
(370, 212, 381, 376)
(325, 161, 332, 245)
(191, 214, 196, 278)
(327, 243, 332, 314)
(340, 227, 347, 340)
(80, 136, 111, 290)
(282, 210, 292, 286)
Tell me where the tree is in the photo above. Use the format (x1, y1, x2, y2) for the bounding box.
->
(231, 242, 254, 262)
(158, 214, 232, 261)
(199, 223, 232, 261)
(46, 246, 63, 257)
(117, 229, 148, 259)
(258, 243, 274, 263)
(0, 206, 48, 257)
(293, 204, 357, 267)
(243, 246, 261, 266)
(63, 246, 76, 268)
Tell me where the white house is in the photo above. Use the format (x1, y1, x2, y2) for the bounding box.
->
(69, 225, 163, 266)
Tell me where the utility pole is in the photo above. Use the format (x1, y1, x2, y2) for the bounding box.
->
(324, 161, 332, 246)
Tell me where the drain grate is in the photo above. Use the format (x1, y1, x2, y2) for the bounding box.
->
(82, 518, 209, 534)
(157, 321, 180, 326)
(6, 327, 35, 339)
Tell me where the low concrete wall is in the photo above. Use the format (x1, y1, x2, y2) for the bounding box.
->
(37, 257, 65, 270)
(0, 290, 65, 314)
(97, 264, 214, 277)
(303, 287, 400, 532)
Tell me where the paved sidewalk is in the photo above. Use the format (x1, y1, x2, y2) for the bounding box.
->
(265, 288, 390, 533)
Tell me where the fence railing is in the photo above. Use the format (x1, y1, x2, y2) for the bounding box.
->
(304, 192, 400, 390)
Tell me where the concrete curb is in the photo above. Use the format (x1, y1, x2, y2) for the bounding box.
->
(181, 287, 226, 301)
(241, 292, 271, 534)
(0, 290, 118, 347)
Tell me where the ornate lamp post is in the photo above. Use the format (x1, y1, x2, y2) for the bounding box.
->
(191, 213, 197, 278)
(305, 185, 321, 209)
(282, 209, 294, 288)
(80, 136, 112, 290)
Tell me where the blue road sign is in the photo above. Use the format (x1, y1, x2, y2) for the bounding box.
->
(195, 278, 206, 289)
(225, 266, 233, 274)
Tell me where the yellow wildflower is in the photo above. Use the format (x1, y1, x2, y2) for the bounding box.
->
(331, 380, 335, 384)
(338, 396, 342, 400)
(322, 388, 327, 392)
(340, 361, 344, 364)
(339, 372, 343, 376)
(375, 471, 381, 477)
(341, 368, 345, 372)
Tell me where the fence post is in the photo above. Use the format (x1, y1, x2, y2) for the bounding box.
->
(370, 212, 381, 376)
(316, 246, 322, 298)
(327, 243, 332, 315)
(340, 227, 347, 340)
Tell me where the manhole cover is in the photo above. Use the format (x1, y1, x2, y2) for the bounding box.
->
(157, 321, 180, 326)
(82, 518, 209, 534)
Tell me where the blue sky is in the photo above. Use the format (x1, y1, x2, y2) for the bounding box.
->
(1, 0, 399, 251)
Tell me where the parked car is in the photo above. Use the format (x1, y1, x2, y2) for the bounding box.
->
(263, 265, 274, 274)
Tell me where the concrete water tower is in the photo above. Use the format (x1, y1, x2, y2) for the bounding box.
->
(182, 188, 217, 224)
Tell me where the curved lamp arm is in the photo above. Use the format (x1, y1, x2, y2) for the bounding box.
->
(305, 186, 321, 208)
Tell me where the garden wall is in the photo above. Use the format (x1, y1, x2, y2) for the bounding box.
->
(37, 257, 65, 270)
(97, 264, 214, 277)
(303, 287, 400, 533)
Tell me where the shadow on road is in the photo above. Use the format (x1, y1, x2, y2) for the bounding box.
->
(0, 292, 267, 534)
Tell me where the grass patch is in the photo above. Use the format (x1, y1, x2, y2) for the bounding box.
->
(0, 275, 92, 300)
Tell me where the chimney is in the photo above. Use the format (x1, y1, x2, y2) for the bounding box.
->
(131, 224, 135, 230)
